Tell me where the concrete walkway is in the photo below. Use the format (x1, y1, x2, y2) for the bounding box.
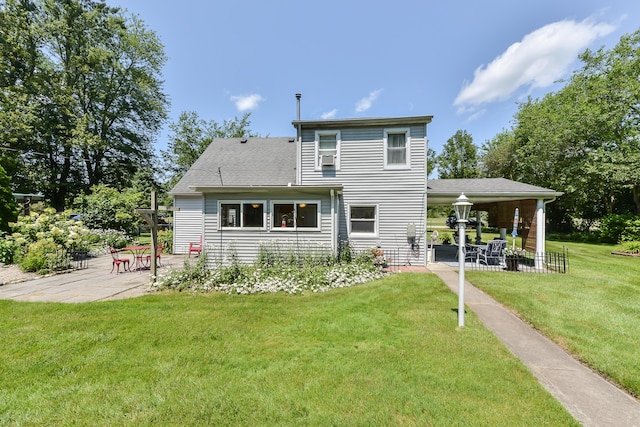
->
(428, 262, 640, 427)
(0, 253, 188, 303)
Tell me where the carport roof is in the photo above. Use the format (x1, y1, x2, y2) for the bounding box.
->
(427, 178, 563, 205)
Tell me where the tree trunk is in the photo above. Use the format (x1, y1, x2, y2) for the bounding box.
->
(633, 186, 640, 215)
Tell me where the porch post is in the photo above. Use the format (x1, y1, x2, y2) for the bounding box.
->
(475, 211, 482, 244)
(535, 199, 545, 269)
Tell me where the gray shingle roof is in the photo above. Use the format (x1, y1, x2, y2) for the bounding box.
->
(170, 137, 297, 194)
(427, 178, 563, 205)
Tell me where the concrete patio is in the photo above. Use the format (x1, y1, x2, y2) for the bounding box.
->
(0, 253, 190, 303)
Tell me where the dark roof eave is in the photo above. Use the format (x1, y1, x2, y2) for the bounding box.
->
(427, 192, 563, 206)
(430, 191, 564, 199)
(188, 185, 343, 194)
(292, 115, 433, 129)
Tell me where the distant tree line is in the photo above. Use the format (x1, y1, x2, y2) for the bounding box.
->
(0, 0, 255, 232)
(0, 0, 169, 211)
(432, 28, 640, 231)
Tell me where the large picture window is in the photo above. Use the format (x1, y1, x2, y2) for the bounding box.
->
(350, 205, 377, 235)
(273, 202, 319, 230)
(220, 202, 265, 229)
(384, 128, 410, 169)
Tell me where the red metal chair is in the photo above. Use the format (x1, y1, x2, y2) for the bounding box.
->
(110, 247, 131, 273)
(146, 242, 163, 267)
(189, 235, 202, 258)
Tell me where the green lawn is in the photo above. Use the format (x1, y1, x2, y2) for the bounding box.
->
(0, 274, 577, 426)
(467, 240, 640, 397)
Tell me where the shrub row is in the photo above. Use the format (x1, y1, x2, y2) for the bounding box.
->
(152, 245, 388, 295)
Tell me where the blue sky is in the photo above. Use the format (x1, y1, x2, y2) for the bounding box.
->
(114, 1, 639, 158)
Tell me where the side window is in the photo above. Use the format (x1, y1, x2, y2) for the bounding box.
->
(274, 203, 295, 228)
(384, 128, 410, 169)
(273, 201, 320, 230)
(243, 203, 264, 228)
(296, 203, 318, 228)
(350, 205, 377, 235)
(221, 203, 240, 227)
(315, 131, 340, 169)
(220, 202, 265, 229)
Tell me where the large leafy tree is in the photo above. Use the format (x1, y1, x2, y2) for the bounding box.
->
(0, 0, 168, 210)
(575, 30, 640, 214)
(74, 184, 145, 235)
(161, 111, 259, 187)
(435, 129, 480, 179)
(481, 129, 519, 180)
(511, 29, 640, 229)
(426, 146, 436, 177)
(0, 165, 18, 232)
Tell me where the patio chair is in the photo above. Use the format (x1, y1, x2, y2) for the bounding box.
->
(463, 243, 480, 263)
(110, 247, 130, 273)
(477, 239, 507, 266)
(189, 235, 202, 258)
(146, 242, 163, 267)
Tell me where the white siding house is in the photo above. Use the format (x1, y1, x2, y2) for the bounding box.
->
(170, 115, 433, 267)
(294, 117, 431, 266)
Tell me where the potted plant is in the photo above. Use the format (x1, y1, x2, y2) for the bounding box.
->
(503, 247, 525, 271)
(440, 232, 452, 245)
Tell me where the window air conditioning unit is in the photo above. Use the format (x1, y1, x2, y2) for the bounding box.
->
(321, 155, 335, 166)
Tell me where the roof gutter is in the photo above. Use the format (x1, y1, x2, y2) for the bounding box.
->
(188, 185, 343, 194)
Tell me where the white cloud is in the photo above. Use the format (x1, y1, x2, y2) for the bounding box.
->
(321, 109, 337, 119)
(355, 89, 383, 113)
(230, 93, 265, 111)
(454, 19, 615, 113)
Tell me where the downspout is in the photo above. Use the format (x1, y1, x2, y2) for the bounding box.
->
(331, 188, 336, 254)
(296, 93, 302, 185)
(423, 125, 429, 266)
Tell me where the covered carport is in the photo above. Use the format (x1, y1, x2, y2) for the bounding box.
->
(427, 178, 563, 259)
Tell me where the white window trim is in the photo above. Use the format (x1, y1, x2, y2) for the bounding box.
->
(314, 130, 341, 171)
(383, 127, 411, 170)
(348, 204, 379, 237)
(270, 200, 322, 231)
(218, 200, 267, 230)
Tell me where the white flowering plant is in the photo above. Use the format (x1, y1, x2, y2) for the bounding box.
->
(504, 247, 526, 257)
(6, 208, 106, 272)
(153, 241, 389, 295)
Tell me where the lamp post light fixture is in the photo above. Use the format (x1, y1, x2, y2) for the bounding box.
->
(453, 192, 473, 328)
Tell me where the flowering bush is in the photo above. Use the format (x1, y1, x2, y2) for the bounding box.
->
(0, 234, 17, 264)
(5, 208, 128, 271)
(504, 247, 526, 257)
(355, 247, 390, 267)
(152, 260, 386, 295)
(9, 208, 95, 252)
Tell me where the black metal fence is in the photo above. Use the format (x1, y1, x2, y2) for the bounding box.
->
(47, 249, 90, 273)
(464, 247, 569, 273)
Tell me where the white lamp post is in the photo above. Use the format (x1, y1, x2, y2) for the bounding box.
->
(453, 192, 473, 327)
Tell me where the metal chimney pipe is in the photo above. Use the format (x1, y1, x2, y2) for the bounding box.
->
(295, 93, 302, 185)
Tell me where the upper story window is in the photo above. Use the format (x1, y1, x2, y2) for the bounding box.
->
(315, 131, 340, 169)
(220, 201, 265, 229)
(384, 128, 410, 169)
(273, 201, 320, 230)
